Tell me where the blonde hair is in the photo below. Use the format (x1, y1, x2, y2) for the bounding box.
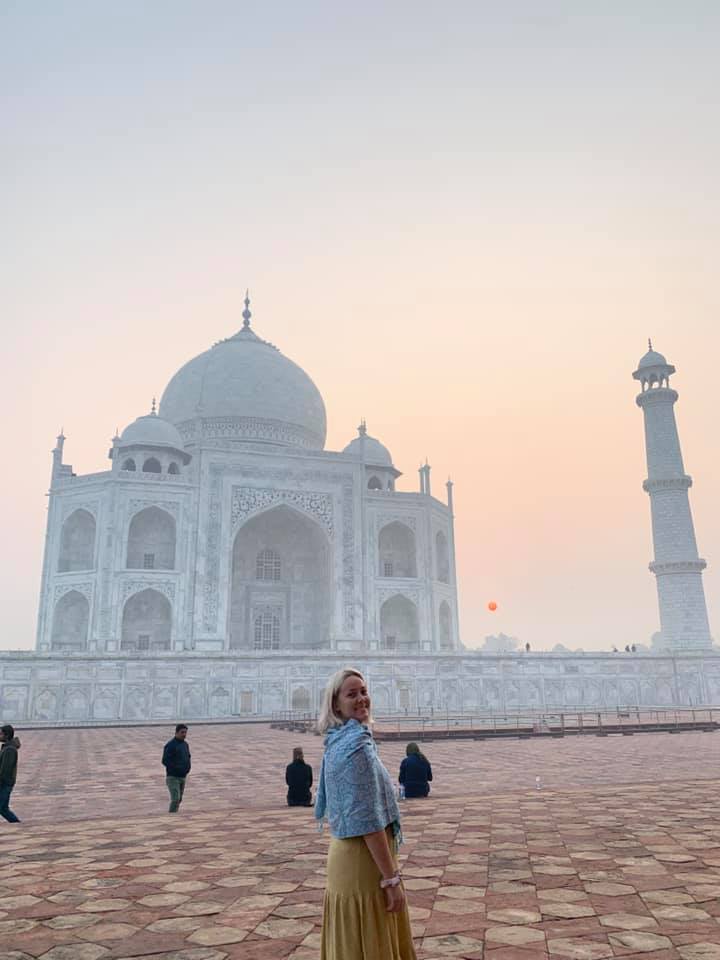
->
(317, 667, 370, 735)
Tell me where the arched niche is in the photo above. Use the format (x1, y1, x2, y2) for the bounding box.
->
(291, 686, 311, 712)
(380, 594, 419, 652)
(65, 689, 89, 721)
(167, 461, 180, 475)
(368, 476, 383, 491)
(126, 506, 176, 570)
(51, 590, 89, 650)
(378, 521, 417, 578)
(142, 457, 162, 473)
(121, 588, 172, 651)
(229, 504, 331, 651)
(121, 458, 136, 471)
(58, 509, 96, 572)
(439, 600, 453, 649)
(435, 530, 450, 583)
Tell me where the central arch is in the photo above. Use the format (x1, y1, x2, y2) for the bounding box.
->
(229, 504, 331, 650)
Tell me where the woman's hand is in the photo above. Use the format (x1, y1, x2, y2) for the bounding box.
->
(383, 881, 405, 913)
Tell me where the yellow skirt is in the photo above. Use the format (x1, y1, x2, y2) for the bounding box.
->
(321, 828, 417, 960)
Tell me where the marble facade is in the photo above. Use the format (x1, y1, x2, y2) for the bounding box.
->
(1, 651, 718, 723)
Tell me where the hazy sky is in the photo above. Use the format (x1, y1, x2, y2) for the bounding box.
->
(2, 2, 718, 652)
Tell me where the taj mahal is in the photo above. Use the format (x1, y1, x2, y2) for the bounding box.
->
(37, 296, 460, 661)
(0, 303, 716, 723)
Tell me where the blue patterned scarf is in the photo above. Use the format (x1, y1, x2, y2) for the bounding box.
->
(315, 719, 402, 844)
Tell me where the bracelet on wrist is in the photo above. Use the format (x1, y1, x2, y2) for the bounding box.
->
(380, 874, 402, 889)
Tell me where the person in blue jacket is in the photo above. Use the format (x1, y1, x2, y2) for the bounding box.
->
(398, 742, 432, 798)
(162, 723, 191, 813)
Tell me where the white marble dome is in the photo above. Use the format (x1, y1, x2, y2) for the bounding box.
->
(638, 348, 669, 368)
(159, 319, 327, 450)
(119, 411, 186, 453)
(343, 432, 394, 466)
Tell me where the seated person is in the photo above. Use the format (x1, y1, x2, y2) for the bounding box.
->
(285, 747, 313, 806)
(399, 742, 433, 798)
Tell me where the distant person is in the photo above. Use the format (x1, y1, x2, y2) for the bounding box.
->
(162, 723, 191, 813)
(398, 742, 432, 799)
(286, 747, 313, 806)
(0, 724, 21, 823)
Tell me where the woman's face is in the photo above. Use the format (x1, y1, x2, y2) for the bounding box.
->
(336, 675, 370, 724)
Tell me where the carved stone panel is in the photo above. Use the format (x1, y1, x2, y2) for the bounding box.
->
(122, 579, 176, 602)
(231, 486, 334, 538)
(54, 581, 94, 602)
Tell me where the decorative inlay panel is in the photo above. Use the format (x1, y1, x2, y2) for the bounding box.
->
(177, 416, 322, 450)
(121, 579, 176, 602)
(61, 501, 98, 520)
(376, 586, 421, 606)
(128, 499, 181, 517)
(231, 486, 334, 537)
(376, 514, 417, 532)
(54, 581, 94, 602)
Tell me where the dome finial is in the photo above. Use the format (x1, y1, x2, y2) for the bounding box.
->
(358, 419, 367, 437)
(242, 289, 252, 329)
(648, 337, 653, 351)
(151, 397, 157, 416)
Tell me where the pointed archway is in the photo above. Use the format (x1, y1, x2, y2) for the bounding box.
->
(121, 588, 172, 651)
(229, 504, 331, 650)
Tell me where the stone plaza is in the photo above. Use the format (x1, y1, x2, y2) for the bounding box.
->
(3, 723, 720, 959)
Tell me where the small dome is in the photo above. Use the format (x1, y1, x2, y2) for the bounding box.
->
(343, 431, 393, 467)
(119, 412, 187, 458)
(638, 348, 668, 369)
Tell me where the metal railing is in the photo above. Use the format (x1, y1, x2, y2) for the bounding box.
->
(270, 711, 316, 732)
(369, 706, 718, 740)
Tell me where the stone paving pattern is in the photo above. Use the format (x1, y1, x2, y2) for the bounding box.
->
(2, 725, 720, 959)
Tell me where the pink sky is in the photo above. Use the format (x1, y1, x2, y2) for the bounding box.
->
(3, 4, 718, 651)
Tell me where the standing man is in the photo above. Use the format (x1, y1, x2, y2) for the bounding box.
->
(162, 723, 191, 813)
(0, 724, 21, 823)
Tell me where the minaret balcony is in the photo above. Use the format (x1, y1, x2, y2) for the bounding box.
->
(649, 559, 706, 575)
(643, 475, 692, 493)
(636, 387, 679, 407)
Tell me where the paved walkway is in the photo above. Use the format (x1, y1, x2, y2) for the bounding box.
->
(2, 726, 720, 959)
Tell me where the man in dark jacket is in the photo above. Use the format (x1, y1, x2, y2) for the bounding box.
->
(162, 723, 191, 813)
(0, 723, 21, 823)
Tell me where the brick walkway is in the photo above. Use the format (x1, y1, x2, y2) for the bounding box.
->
(2, 726, 720, 958)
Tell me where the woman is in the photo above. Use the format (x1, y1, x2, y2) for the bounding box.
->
(315, 668, 416, 960)
(399, 742, 432, 798)
(285, 746, 313, 806)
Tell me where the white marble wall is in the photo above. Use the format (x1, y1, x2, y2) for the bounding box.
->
(2, 651, 719, 724)
(38, 447, 460, 656)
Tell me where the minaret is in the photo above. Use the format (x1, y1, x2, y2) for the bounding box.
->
(633, 342, 712, 650)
